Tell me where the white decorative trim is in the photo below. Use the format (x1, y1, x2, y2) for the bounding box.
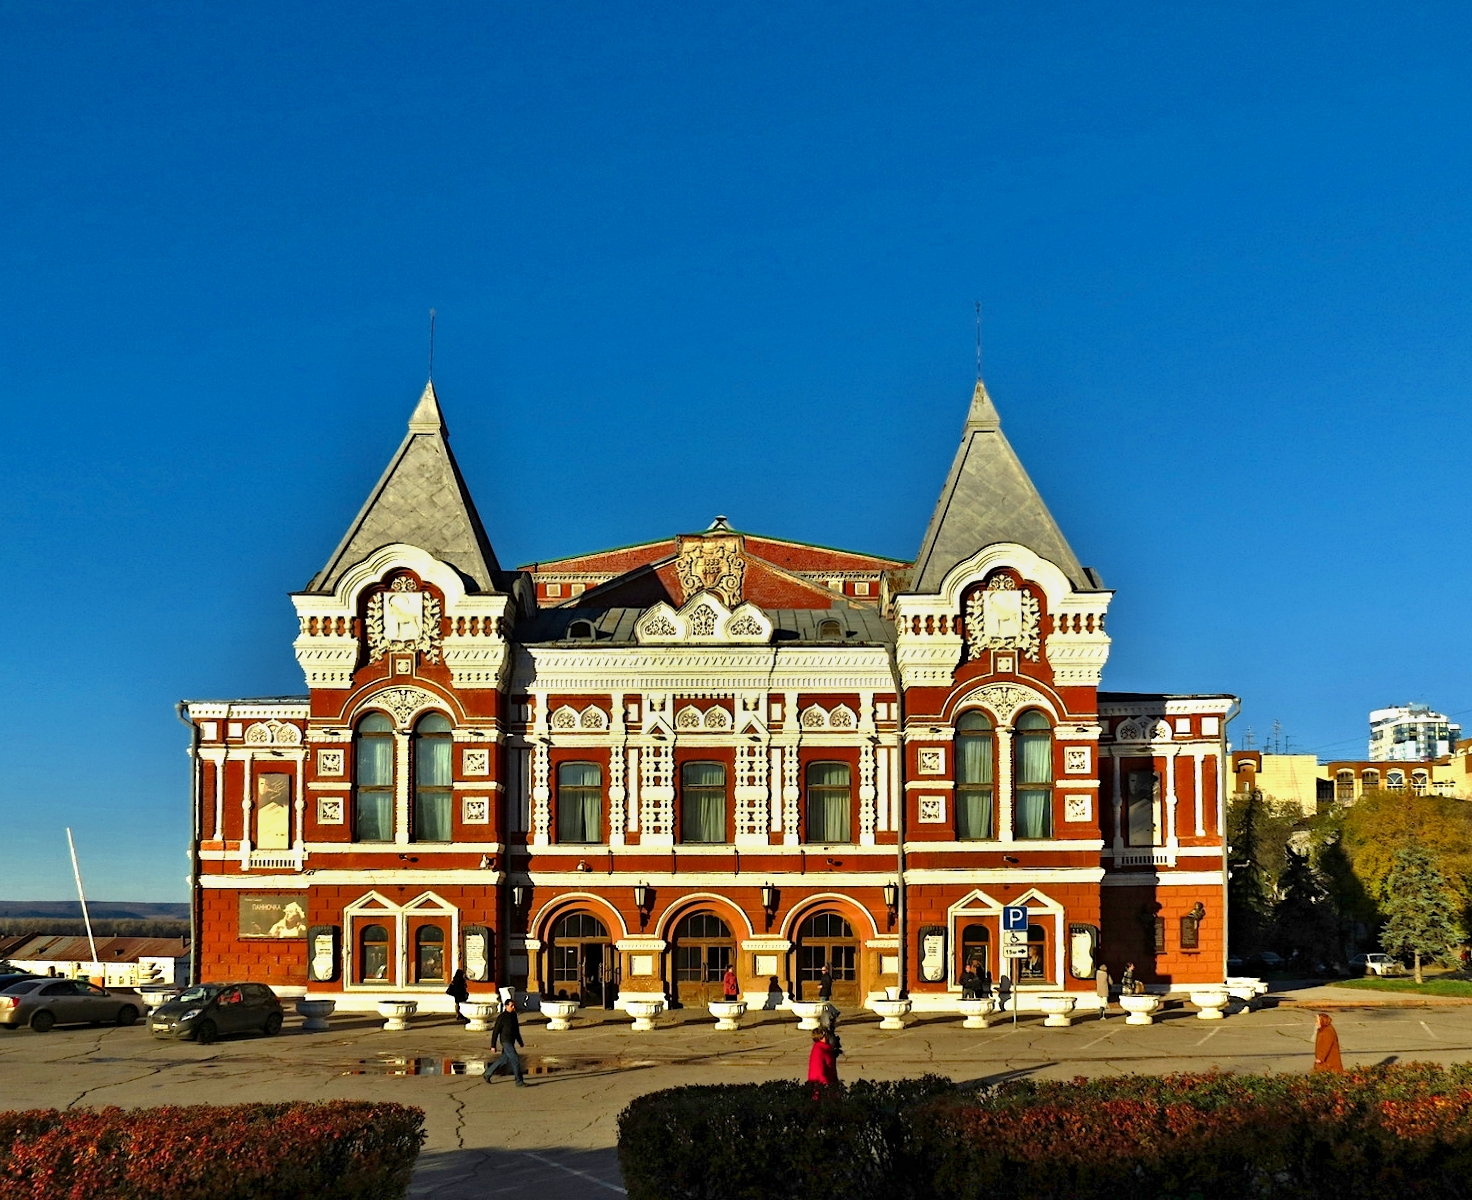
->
(317, 748, 345, 776)
(244, 720, 302, 746)
(918, 795, 946, 823)
(1064, 794, 1091, 822)
(634, 592, 773, 645)
(464, 748, 490, 776)
(917, 747, 945, 775)
(317, 796, 344, 824)
(462, 796, 490, 824)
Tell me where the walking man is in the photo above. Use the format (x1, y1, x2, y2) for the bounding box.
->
(486, 996, 527, 1086)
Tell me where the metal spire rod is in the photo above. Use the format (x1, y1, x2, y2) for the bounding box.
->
(66, 827, 99, 974)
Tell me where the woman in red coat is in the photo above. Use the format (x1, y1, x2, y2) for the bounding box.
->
(1312, 1012, 1343, 1072)
(807, 1027, 840, 1092)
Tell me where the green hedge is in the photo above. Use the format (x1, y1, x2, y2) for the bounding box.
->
(0, 1101, 425, 1200)
(619, 1065, 1472, 1200)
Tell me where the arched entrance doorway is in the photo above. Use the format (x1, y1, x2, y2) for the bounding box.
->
(795, 911, 860, 1005)
(670, 910, 735, 1006)
(548, 912, 613, 1007)
(960, 922, 991, 983)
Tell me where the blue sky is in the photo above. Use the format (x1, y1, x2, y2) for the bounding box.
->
(4, 3, 1470, 901)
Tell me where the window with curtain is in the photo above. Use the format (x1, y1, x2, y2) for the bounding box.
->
(955, 711, 995, 839)
(805, 761, 851, 843)
(354, 712, 394, 842)
(414, 713, 453, 842)
(681, 761, 726, 843)
(1014, 710, 1053, 839)
(557, 761, 602, 843)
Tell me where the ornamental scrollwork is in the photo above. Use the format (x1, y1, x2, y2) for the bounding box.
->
(964, 575, 1041, 661)
(675, 538, 746, 607)
(365, 580, 443, 664)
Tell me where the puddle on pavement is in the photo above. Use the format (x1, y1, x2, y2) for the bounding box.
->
(344, 1054, 657, 1077)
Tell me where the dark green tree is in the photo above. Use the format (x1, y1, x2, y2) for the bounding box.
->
(1226, 788, 1297, 953)
(1380, 844, 1466, 983)
(1274, 847, 1338, 966)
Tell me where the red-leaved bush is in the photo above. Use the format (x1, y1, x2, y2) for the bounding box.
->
(0, 1101, 424, 1200)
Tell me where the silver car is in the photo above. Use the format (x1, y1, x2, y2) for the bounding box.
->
(0, 978, 143, 1032)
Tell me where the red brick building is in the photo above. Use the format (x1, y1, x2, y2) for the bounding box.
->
(182, 378, 1235, 1011)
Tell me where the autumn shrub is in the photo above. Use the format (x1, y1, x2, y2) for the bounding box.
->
(0, 1100, 424, 1200)
(619, 1065, 1472, 1200)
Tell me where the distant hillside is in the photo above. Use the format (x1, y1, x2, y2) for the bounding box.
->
(0, 900, 189, 921)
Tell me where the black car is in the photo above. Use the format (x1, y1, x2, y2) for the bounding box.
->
(149, 982, 283, 1043)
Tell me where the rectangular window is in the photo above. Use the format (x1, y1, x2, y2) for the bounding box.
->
(1015, 717, 1053, 839)
(681, 762, 726, 843)
(355, 727, 394, 842)
(805, 762, 851, 843)
(557, 762, 603, 843)
(415, 729, 453, 842)
(1126, 769, 1160, 846)
(956, 730, 994, 839)
(254, 775, 292, 850)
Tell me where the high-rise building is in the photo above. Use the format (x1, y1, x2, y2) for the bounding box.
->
(1368, 704, 1461, 762)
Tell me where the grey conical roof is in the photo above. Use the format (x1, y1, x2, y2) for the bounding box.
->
(911, 380, 1092, 594)
(305, 382, 502, 593)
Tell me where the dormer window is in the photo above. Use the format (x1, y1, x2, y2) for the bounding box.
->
(568, 619, 596, 641)
(817, 618, 843, 641)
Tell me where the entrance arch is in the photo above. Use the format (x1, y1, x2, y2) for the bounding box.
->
(548, 912, 613, 1007)
(794, 911, 860, 1005)
(670, 910, 735, 1006)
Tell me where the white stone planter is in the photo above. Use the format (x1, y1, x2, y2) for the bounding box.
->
(295, 998, 336, 1032)
(1120, 993, 1163, 1025)
(1225, 976, 1268, 1009)
(1189, 988, 1230, 1020)
(957, 997, 998, 1029)
(1037, 994, 1078, 1027)
(459, 1000, 501, 1032)
(790, 1000, 827, 1031)
(708, 1000, 747, 1030)
(870, 997, 912, 1030)
(376, 1000, 418, 1031)
(624, 999, 664, 1031)
(542, 999, 580, 1031)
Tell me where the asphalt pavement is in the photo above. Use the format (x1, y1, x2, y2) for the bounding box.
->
(2, 981, 1471, 1199)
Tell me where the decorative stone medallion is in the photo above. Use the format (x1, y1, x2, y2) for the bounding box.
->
(965, 575, 1041, 661)
(365, 577, 443, 664)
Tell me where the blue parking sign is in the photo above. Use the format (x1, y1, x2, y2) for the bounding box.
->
(1002, 904, 1028, 932)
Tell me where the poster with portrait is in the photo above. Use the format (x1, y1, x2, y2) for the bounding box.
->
(239, 895, 307, 939)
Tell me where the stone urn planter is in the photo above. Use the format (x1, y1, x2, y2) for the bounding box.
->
(542, 999, 580, 1031)
(1120, 993, 1163, 1025)
(375, 999, 418, 1031)
(1225, 977, 1268, 1010)
(789, 1000, 828, 1031)
(1189, 987, 1230, 1020)
(624, 999, 664, 1032)
(869, 997, 912, 1030)
(957, 997, 998, 1029)
(458, 1000, 501, 1032)
(295, 998, 336, 1032)
(708, 1000, 747, 1030)
(1037, 994, 1078, 1027)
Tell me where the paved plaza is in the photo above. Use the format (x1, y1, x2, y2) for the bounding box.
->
(2, 984, 1472, 1198)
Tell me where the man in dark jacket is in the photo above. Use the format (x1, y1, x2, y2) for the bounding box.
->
(486, 997, 526, 1086)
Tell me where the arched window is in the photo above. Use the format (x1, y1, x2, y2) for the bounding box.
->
(557, 762, 602, 843)
(955, 711, 994, 839)
(1362, 769, 1380, 792)
(1387, 770, 1406, 791)
(360, 923, 389, 981)
(817, 618, 843, 640)
(1412, 770, 1429, 796)
(1014, 710, 1054, 839)
(354, 713, 394, 842)
(680, 761, 726, 843)
(414, 713, 453, 842)
(805, 762, 851, 843)
(414, 926, 445, 982)
(1022, 922, 1049, 982)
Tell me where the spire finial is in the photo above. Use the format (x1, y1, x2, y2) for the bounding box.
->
(428, 308, 437, 381)
(974, 300, 983, 382)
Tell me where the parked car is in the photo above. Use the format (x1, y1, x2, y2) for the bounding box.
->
(0, 973, 42, 991)
(1350, 952, 1401, 977)
(0, 978, 143, 1032)
(149, 982, 283, 1043)
(1244, 950, 1285, 971)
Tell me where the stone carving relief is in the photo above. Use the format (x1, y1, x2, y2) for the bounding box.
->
(675, 536, 746, 607)
(799, 704, 858, 731)
(966, 683, 1041, 726)
(365, 577, 443, 664)
(463, 796, 490, 824)
(1115, 718, 1174, 743)
(316, 748, 344, 776)
(634, 595, 772, 644)
(244, 720, 302, 746)
(964, 575, 1041, 661)
(369, 686, 443, 729)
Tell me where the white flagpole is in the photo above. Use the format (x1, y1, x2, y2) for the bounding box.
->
(65, 828, 100, 972)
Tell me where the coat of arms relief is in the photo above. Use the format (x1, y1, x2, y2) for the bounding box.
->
(675, 536, 746, 608)
(964, 575, 1040, 661)
(365, 576, 443, 663)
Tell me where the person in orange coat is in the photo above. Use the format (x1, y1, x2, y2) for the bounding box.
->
(1312, 1012, 1343, 1072)
(807, 1027, 840, 1093)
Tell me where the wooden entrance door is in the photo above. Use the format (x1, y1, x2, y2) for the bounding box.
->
(796, 912, 860, 1005)
(671, 911, 735, 1006)
(549, 912, 611, 1006)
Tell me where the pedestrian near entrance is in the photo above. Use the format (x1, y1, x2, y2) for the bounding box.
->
(1120, 962, 1136, 996)
(722, 965, 739, 1001)
(1095, 965, 1112, 1019)
(996, 975, 1012, 1012)
(977, 966, 993, 999)
(807, 1027, 840, 1093)
(818, 964, 833, 1002)
(446, 968, 469, 1022)
(486, 997, 526, 1086)
(1313, 1012, 1343, 1073)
